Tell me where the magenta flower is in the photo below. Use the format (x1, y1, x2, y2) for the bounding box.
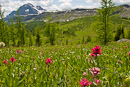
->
(95, 79, 101, 85)
(3, 60, 8, 64)
(125, 46, 128, 49)
(17, 50, 19, 53)
(45, 58, 53, 64)
(17, 50, 22, 53)
(19, 51, 22, 53)
(128, 52, 130, 56)
(89, 67, 100, 77)
(42, 52, 44, 55)
(92, 45, 101, 55)
(83, 72, 88, 76)
(10, 57, 16, 63)
(90, 52, 96, 57)
(79, 78, 91, 87)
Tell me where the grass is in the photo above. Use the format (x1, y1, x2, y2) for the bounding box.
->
(0, 42, 130, 86)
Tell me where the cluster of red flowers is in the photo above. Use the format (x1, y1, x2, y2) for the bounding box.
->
(79, 67, 101, 87)
(3, 57, 16, 64)
(17, 50, 22, 53)
(89, 67, 100, 77)
(79, 78, 92, 87)
(90, 45, 102, 57)
(45, 58, 53, 64)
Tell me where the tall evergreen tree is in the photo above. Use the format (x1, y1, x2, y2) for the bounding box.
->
(10, 18, 16, 46)
(0, 4, 5, 42)
(97, 0, 114, 45)
(35, 26, 41, 46)
(15, 10, 23, 46)
(29, 31, 33, 46)
(15, 10, 26, 46)
(44, 21, 57, 45)
(21, 25, 26, 46)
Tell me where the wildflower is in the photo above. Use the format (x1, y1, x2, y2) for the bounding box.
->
(10, 57, 16, 63)
(45, 58, 53, 64)
(89, 67, 100, 77)
(19, 51, 22, 53)
(95, 79, 101, 85)
(92, 46, 101, 55)
(90, 52, 95, 57)
(83, 72, 88, 76)
(17, 50, 19, 53)
(79, 78, 91, 87)
(128, 52, 130, 56)
(17, 50, 22, 53)
(125, 46, 128, 49)
(42, 52, 44, 55)
(50, 51, 53, 54)
(3, 60, 8, 64)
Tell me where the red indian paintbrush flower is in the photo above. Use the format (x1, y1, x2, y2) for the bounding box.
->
(95, 79, 101, 85)
(79, 78, 92, 87)
(90, 52, 96, 57)
(89, 67, 100, 77)
(125, 46, 128, 49)
(42, 52, 44, 55)
(45, 58, 53, 64)
(128, 52, 130, 56)
(3, 60, 8, 64)
(10, 57, 16, 63)
(92, 45, 101, 55)
(17, 50, 22, 53)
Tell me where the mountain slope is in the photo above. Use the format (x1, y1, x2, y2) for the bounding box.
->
(5, 3, 46, 21)
(5, 4, 130, 22)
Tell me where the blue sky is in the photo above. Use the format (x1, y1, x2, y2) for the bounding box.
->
(1, 0, 130, 16)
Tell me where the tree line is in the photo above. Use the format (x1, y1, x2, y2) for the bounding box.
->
(0, 5, 57, 47)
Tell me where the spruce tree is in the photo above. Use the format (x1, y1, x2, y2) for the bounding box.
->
(97, 0, 114, 45)
(15, 10, 23, 46)
(44, 19, 57, 45)
(29, 31, 33, 46)
(10, 18, 16, 46)
(35, 26, 41, 46)
(0, 4, 4, 42)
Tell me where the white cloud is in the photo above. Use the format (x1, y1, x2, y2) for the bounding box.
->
(59, 0, 72, 3)
(85, 0, 101, 3)
(84, 0, 130, 5)
(1, 0, 54, 17)
(60, 2, 72, 9)
(48, 5, 61, 11)
(113, 0, 130, 4)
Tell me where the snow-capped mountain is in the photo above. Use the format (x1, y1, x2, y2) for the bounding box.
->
(5, 3, 46, 21)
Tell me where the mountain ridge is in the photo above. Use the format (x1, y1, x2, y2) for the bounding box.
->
(5, 3, 130, 22)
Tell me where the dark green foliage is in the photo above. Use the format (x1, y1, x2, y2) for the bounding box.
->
(121, 25, 125, 38)
(0, 4, 5, 42)
(10, 18, 16, 46)
(115, 24, 125, 41)
(82, 36, 85, 44)
(127, 29, 130, 39)
(35, 26, 41, 46)
(29, 32, 33, 46)
(21, 25, 26, 46)
(86, 36, 91, 43)
(15, 10, 27, 46)
(44, 19, 57, 45)
(66, 39, 68, 45)
(25, 21, 45, 35)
